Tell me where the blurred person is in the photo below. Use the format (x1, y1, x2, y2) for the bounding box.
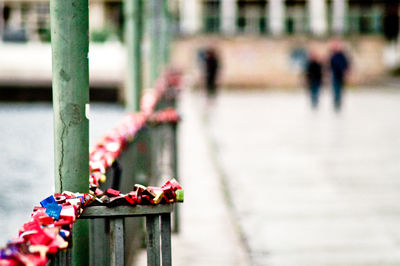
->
(304, 49, 323, 109)
(329, 39, 350, 111)
(201, 47, 220, 106)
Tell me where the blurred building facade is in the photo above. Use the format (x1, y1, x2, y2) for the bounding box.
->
(0, 0, 399, 88)
(174, 0, 400, 87)
(0, 0, 123, 43)
(179, 0, 392, 36)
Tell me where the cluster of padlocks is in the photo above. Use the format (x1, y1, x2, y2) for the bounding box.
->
(91, 179, 184, 206)
(89, 71, 181, 188)
(89, 113, 147, 187)
(89, 108, 180, 188)
(148, 107, 180, 126)
(0, 179, 183, 265)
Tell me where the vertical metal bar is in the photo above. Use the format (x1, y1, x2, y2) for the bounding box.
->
(66, 246, 72, 265)
(161, 0, 170, 66)
(110, 218, 125, 266)
(148, 0, 163, 86)
(146, 215, 161, 266)
(172, 123, 180, 233)
(89, 219, 107, 266)
(161, 213, 172, 266)
(50, 0, 90, 264)
(63, 249, 68, 265)
(89, 220, 96, 266)
(105, 218, 111, 264)
(125, 0, 143, 112)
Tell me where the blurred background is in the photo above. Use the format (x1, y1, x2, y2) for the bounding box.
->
(1, 1, 400, 265)
(0, 0, 399, 93)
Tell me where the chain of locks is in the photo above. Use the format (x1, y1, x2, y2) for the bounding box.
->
(0, 71, 182, 265)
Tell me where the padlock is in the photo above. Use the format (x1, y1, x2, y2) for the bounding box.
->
(40, 195, 57, 208)
(45, 202, 62, 220)
(59, 229, 70, 240)
(66, 198, 81, 208)
(123, 194, 136, 205)
(175, 190, 184, 202)
(60, 205, 76, 222)
(152, 190, 164, 204)
(53, 219, 71, 227)
(161, 185, 176, 203)
(81, 193, 95, 207)
(134, 184, 147, 195)
(0, 245, 18, 259)
(105, 188, 120, 197)
(21, 227, 54, 246)
(0, 258, 18, 265)
(147, 187, 164, 204)
(129, 191, 141, 204)
(54, 195, 66, 204)
(28, 245, 48, 260)
(32, 211, 54, 226)
(99, 195, 110, 205)
(15, 252, 47, 266)
(108, 196, 127, 207)
(47, 234, 68, 254)
(87, 197, 104, 207)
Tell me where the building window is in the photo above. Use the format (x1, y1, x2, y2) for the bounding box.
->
(36, 2, 51, 42)
(347, 1, 384, 34)
(203, 0, 220, 33)
(236, 0, 267, 35)
(285, 0, 308, 35)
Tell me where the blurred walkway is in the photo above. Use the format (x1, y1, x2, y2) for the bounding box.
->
(206, 89, 400, 266)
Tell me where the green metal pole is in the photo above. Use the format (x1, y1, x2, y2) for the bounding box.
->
(50, 0, 89, 265)
(125, 0, 143, 112)
(148, 0, 163, 86)
(161, 0, 170, 65)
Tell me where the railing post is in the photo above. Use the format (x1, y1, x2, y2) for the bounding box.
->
(161, 213, 172, 266)
(161, 0, 170, 66)
(172, 123, 180, 233)
(148, 0, 163, 86)
(110, 218, 125, 266)
(125, 0, 143, 112)
(146, 215, 161, 266)
(50, 0, 90, 264)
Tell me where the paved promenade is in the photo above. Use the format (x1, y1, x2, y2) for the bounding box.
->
(206, 89, 400, 265)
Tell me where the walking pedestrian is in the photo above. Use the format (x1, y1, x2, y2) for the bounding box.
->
(202, 47, 220, 106)
(304, 50, 323, 109)
(329, 40, 350, 111)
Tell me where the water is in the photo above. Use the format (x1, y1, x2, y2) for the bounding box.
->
(0, 103, 124, 245)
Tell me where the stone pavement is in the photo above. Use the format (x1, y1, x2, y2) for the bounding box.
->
(207, 89, 400, 266)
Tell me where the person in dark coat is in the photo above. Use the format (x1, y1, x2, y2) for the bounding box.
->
(203, 47, 220, 104)
(305, 50, 323, 109)
(329, 40, 349, 111)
